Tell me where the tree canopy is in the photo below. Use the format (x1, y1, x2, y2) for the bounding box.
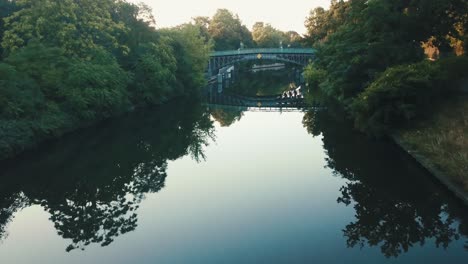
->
(192, 9, 304, 51)
(0, 0, 211, 159)
(208, 9, 254, 50)
(303, 0, 468, 134)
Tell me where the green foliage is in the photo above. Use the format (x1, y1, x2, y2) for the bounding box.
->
(131, 41, 177, 105)
(304, 64, 326, 91)
(303, 64, 327, 105)
(351, 57, 468, 135)
(62, 49, 130, 120)
(208, 9, 254, 50)
(313, 0, 424, 105)
(192, 16, 212, 44)
(161, 24, 211, 93)
(110, 1, 159, 67)
(251, 23, 303, 48)
(304, 0, 468, 135)
(189, 9, 303, 50)
(0, 0, 18, 57)
(252, 22, 284, 48)
(2, 0, 126, 57)
(283, 31, 304, 48)
(304, 1, 350, 46)
(351, 62, 438, 134)
(0, 62, 42, 119)
(4, 41, 71, 99)
(0, 0, 211, 160)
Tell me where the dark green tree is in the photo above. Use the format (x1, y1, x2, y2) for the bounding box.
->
(252, 22, 285, 48)
(0, 0, 17, 57)
(2, 0, 127, 57)
(208, 9, 254, 50)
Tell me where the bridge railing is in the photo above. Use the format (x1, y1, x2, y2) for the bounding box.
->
(211, 48, 316, 57)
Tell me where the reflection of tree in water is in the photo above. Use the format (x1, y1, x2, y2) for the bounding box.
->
(303, 110, 468, 258)
(0, 99, 214, 251)
(38, 161, 168, 251)
(210, 107, 244, 127)
(0, 192, 29, 243)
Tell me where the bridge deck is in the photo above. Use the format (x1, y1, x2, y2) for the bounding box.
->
(211, 48, 316, 57)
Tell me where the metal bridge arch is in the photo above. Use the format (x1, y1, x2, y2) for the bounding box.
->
(208, 48, 316, 76)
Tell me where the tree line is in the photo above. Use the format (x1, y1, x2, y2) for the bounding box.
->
(192, 9, 304, 50)
(0, 0, 211, 160)
(303, 0, 468, 135)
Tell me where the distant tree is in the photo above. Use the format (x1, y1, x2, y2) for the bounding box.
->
(304, 1, 349, 46)
(304, 7, 328, 45)
(208, 9, 253, 50)
(192, 16, 212, 44)
(252, 22, 285, 48)
(283, 31, 303, 48)
(161, 23, 212, 92)
(110, 1, 159, 65)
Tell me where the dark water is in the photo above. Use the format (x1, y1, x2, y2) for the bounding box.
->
(0, 100, 467, 264)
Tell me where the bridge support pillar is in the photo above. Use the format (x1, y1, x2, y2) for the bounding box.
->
(217, 73, 223, 94)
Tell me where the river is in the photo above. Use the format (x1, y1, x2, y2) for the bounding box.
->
(0, 99, 467, 263)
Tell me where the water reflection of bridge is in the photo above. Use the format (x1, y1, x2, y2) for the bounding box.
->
(207, 93, 308, 108)
(205, 93, 326, 112)
(207, 104, 311, 112)
(206, 48, 316, 109)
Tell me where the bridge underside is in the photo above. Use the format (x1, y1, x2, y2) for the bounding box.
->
(208, 53, 314, 76)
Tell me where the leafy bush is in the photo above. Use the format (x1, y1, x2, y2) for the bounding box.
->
(0, 120, 35, 160)
(131, 41, 177, 105)
(63, 49, 130, 120)
(160, 24, 211, 94)
(0, 63, 44, 119)
(351, 56, 468, 135)
(4, 41, 73, 100)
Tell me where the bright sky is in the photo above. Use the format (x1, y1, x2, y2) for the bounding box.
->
(129, 0, 331, 35)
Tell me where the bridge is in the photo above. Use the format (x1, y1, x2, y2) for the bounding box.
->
(208, 48, 316, 76)
(206, 93, 310, 108)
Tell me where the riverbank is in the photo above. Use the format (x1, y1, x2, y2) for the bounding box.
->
(392, 96, 468, 204)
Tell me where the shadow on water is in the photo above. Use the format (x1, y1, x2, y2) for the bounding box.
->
(0, 99, 215, 251)
(302, 109, 468, 258)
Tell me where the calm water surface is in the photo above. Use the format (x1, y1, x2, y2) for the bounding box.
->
(0, 101, 467, 263)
